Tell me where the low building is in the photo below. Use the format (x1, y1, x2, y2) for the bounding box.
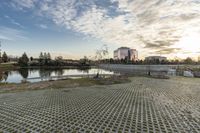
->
(145, 56, 167, 62)
(114, 47, 138, 61)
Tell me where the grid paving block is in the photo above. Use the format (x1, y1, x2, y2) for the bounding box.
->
(0, 77, 200, 133)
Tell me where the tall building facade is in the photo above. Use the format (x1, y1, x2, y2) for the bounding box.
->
(113, 47, 138, 61)
(129, 49, 138, 61)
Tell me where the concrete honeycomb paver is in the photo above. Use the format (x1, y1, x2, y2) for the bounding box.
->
(0, 77, 200, 132)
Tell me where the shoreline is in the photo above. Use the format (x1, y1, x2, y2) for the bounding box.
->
(0, 63, 93, 70)
(0, 75, 130, 94)
(1, 74, 200, 94)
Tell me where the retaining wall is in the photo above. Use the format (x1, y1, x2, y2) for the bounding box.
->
(99, 64, 200, 75)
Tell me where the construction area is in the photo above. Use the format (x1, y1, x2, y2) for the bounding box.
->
(0, 77, 200, 132)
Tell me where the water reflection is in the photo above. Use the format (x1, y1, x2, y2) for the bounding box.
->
(54, 69, 64, 76)
(39, 69, 53, 79)
(77, 68, 89, 74)
(0, 71, 8, 82)
(0, 68, 113, 83)
(18, 69, 29, 79)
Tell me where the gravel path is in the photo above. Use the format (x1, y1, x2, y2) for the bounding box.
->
(0, 77, 199, 132)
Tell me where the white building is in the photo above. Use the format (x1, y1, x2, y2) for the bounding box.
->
(129, 49, 138, 61)
(114, 47, 138, 61)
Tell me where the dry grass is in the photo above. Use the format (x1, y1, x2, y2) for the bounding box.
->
(0, 76, 130, 93)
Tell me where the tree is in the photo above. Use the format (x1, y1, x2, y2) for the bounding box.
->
(94, 45, 109, 78)
(109, 58, 114, 64)
(44, 52, 47, 59)
(198, 56, 200, 63)
(47, 53, 51, 61)
(155, 59, 160, 64)
(55, 56, 64, 66)
(95, 45, 109, 61)
(18, 52, 29, 66)
(30, 56, 34, 61)
(80, 56, 88, 65)
(46, 52, 51, 65)
(2, 52, 8, 63)
(184, 57, 193, 64)
(39, 52, 44, 63)
(43, 52, 47, 65)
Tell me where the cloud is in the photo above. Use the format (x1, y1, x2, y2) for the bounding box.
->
(38, 24, 48, 29)
(4, 15, 24, 28)
(10, 0, 200, 56)
(11, 0, 36, 9)
(0, 26, 28, 41)
(154, 48, 181, 55)
(0, 35, 11, 41)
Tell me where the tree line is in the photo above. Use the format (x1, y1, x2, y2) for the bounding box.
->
(16, 52, 89, 67)
(100, 57, 200, 65)
(1, 51, 200, 66)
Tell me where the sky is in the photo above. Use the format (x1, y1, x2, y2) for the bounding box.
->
(1, 0, 200, 60)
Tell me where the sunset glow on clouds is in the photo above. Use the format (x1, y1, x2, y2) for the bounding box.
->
(1, 0, 200, 59)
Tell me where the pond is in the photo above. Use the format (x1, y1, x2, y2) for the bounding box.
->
(0, 68, 115, 83)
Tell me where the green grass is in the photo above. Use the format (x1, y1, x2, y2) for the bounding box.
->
(0, 63, 19, 70)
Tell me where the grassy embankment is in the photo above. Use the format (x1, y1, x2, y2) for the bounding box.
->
(0, 76, 130, 94)
(0, 63, 19, 70)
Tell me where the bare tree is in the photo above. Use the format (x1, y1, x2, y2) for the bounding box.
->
(94, 44, 109, 78)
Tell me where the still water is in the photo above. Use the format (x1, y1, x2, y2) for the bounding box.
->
(0, 68, 114, 83)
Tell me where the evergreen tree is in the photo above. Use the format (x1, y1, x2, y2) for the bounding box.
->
(43, 52, 47, 65)
(30, 56, 34, 61)
(47, 53, 51, 60)
(39, 52, 44, 63)
(43, 52, 47, 59)
(2, 52, 8, 63)
(18, 52, 29, 66)
(46, 52, 51, 65)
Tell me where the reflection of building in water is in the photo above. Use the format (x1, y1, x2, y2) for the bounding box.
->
(114, 47, 138, 61)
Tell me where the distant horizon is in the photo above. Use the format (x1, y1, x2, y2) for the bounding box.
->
(1, 1, 200, 60)
(2, 50, 200, 61)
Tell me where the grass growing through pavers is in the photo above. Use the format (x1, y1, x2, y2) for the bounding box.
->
(0, 77, 200, 133)
(0, 76, 199, 132)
